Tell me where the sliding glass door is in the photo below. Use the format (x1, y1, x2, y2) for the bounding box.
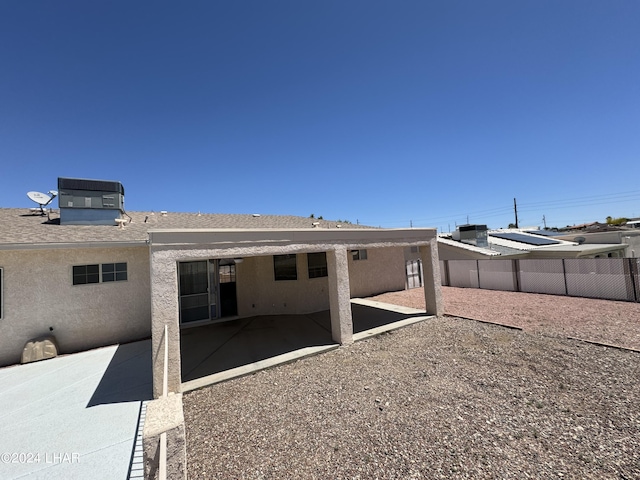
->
(178, 259, 237, 325)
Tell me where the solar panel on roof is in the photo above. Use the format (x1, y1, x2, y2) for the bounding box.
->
(490, 232, 560, 246)
(525, 230, 561, 237)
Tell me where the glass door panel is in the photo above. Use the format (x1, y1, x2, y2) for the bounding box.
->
(179, 261, 209, 324)
(209, 259, 219, 320)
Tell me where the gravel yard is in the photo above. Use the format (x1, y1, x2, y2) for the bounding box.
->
(184, 289, 640, 479)
(371, 286, 640, 351)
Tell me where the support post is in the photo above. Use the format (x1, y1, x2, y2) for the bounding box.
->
(150, 251, 182, 399)
(513, 259, 521, 292)
(421, 238, 444, 316)
(327, 248, 353, 345)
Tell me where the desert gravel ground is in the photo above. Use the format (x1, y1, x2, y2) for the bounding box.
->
(184, 289, 640, 479)
(371, 286, 640, 351)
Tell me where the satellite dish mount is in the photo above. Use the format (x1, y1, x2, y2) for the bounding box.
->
(27, 190, 58, 215)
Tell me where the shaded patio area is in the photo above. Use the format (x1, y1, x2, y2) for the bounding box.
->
(180, 299, 431, 391)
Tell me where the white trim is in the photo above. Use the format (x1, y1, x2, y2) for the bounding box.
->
(0, 241, 146, 251)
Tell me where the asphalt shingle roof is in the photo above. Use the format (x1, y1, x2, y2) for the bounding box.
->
(0, 208, 370, 247)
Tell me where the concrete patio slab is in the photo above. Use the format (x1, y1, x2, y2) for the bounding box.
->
(180, 312, 335, 384)
(180, 300, 434, 391)
(0, 340, 152, 480)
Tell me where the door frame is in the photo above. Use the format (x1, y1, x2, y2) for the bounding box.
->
(178, 258, 238, 328)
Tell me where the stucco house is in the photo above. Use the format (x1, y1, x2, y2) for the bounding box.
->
(0, 179, 442, 399)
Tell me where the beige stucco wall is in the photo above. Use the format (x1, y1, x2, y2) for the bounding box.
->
(0, 246, 151, 367)
(179, 247, 410, 318)
(235, 254, 330, 317)
(348, 247, 406, 298)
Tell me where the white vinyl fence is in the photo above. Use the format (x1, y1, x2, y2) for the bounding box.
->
(441, 258, 640, 302)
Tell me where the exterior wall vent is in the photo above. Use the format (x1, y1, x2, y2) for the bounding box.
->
(58, 177, 125, 225)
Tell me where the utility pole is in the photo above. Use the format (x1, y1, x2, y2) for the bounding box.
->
(514, 198, 519, 228)
(410, 220, 413, 228)
(542, 215, 547, 229)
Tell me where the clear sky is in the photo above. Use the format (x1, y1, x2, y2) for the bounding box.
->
(1, 1, 639, 232)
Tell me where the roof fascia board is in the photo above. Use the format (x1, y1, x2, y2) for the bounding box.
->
(148, 228, 436, 247)
(0, 241, 147, 251)
(437, 238, 502, 256)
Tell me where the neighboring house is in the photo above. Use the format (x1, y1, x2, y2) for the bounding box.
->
(0, 178, 443, 399)
(557, 227, 640, 259)
(438, 224, 627, 261)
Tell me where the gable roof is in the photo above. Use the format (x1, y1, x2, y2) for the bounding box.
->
(0, 208, 370, 249)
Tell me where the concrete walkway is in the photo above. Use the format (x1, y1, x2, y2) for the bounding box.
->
(0, 340, 152, 480)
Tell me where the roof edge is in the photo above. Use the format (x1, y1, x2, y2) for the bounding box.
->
(0, 240, 147, 251)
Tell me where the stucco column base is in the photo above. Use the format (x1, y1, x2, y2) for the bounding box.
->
(150, 251, 182, 399)
(143, 393, 187, 480)
(327, 248, 353, 345)
(421, 238, 444, 316)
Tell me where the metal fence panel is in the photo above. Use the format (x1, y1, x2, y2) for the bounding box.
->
(478, 259, 516, 291)
(519, 259, 567, 295)
(632, 258, 640, 302)
(564, 258, 631, 301)
(440, 260, 449, 286)
(448, 260, 479, 288)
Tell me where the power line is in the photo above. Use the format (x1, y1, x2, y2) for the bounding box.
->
(361, 189, 640, 229)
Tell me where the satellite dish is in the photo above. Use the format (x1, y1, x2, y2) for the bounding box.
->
(27, 190, 57, 215)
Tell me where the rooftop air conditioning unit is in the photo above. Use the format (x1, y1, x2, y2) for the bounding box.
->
(458, 224, 489, 248)
(58, 177, 125, 225)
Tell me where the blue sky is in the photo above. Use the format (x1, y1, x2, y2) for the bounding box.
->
(1, 1, 639, 232)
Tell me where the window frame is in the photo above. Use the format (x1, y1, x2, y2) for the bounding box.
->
(307, 252, 328, 279)
(0, 267, 3, 320)
(72, 262, 128, 286)
(73, 264, 100, 285)
(274, 254, 298, 281)
(102, 262, 128, 283)
(351, 249, 368, 261)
